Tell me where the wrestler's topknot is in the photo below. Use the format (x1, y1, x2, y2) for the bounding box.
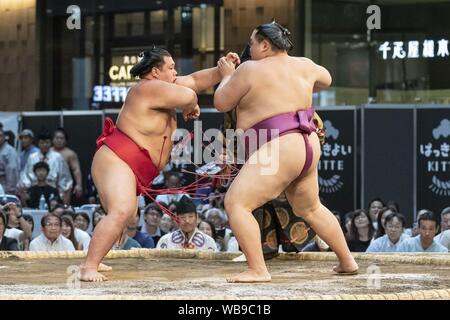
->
(130, 45, 171, 79)
(255, 21, 294, 52)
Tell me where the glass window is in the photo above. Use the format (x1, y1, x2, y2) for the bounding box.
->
(150, 10, 166, 34)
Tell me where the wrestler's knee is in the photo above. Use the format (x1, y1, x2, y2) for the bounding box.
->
(224, 191, 253, 216)
(107, 206, 137, 224)
(292, 202, 321, 221)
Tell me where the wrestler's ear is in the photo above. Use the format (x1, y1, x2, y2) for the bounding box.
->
(261, 39, 272, 53)
(151, 66, 160, 78)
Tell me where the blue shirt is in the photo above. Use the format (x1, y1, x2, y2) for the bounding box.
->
(19, 145, 39, 172)
(119, 237, 142, 250)
(133, 231, 155, 248)
(396, 235, 448, 253)
(366, 234, 409, 252)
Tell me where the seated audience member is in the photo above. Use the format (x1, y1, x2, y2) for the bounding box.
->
(61, 215, 81, 250)
(435, 207, 450, 242)
(396, 210, 448, 253)
(198, 220, 220, 251)
(437, 229, 450, 250)
(60, 211, 91, 250)
(26, 161, 61, 209)
(374, 207, 397, 239)
(160, 213, 176, 234)
(367, 212, 409, 252)
(127, 209, 155, 248)
(346, 210, 374, 252)
(2, 202, 32, 250)
(92, 206, 106, 232)
(157, 196, 217, 251)
(142, 203, 166, 245)
(112, 226, 142, 250)
(74, 212, 90, 232)
(0, 212, 19, 251)
(29, 213, 75, 251)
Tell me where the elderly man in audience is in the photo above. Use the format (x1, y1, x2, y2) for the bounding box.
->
(366, 212, 409, 252)
(157, 196, 217, 251)
(396, 210, 448, 253)
(29, 213, 75, 251)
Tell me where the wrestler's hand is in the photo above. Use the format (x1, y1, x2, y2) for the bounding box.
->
(217, 57, 235, 77)
(73, 184, 83, 198)
(225, 52, 240, 65)
(183, 104, 201, 121)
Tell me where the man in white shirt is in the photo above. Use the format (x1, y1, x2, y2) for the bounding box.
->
(438, 229, 450, 250)
(157, 196, 216, 251)
(396, 211, 448, 253)
(18, 131, 73, 204)
(367, 212, 409, 252)
(29, 213, 75, 251)
(435, 207, 450, 243)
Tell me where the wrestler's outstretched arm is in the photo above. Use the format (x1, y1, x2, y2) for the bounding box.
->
(214, 58, 252, 112)
(175, 52, 240, 93)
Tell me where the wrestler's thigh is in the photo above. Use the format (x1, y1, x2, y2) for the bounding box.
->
(285, 134, 322, 216)
(226, 134, 306, 211)
(91, 146, 138, 215)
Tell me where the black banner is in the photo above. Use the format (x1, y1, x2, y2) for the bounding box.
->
(417, 108, 450, 215)
(317, 108, 357, 214)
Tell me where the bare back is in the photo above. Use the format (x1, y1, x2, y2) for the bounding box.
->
(115, 80, 177, 170)
(236, 56, 325, 130)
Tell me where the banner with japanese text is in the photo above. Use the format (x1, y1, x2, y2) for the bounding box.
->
(317, 108, 357, 214)
(417, 108, 450, 215)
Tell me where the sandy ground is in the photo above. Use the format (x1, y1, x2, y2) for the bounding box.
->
(0, 256, 449, 299)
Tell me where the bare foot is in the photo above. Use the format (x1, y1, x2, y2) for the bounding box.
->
(226, 269, 271, 283)
(79, 266, 108, 282)
(333, 261, 359, 275)
(98, 263, 112, 272)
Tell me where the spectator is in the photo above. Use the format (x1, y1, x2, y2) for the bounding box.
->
(29, 213, 75, 251)
(367, 198, 384, 230)
(410, 209, 429, 237)
(142, 203, 166, 245)
(343, 211, 354, 240)
(157, 196, 217, 251)
(2, 202, 32, 249)
(127, 209, 155, 248)
(74, 212, 90, 232)
(159, 213, 175, 234)
(19, 131, 73, 205)
(112, 226, 142, 250)
(386, 200, 400, 213)
(0, 127, 19, 195)
(60, 210, 91, 250)
(367, 212, 408, 252)
(374, 207, 396, 239)
(18, 129, 39, 173)
(25, 161, 61, 209)
(22, 214, 34, 250)
(0, 211, 19, 251)
(0, 183, 4, 195)
(61, 215, 81, 250)
(438, 230, 450, 250)
(51, 128, 83, 201)
(155, 172, 190, 204)
(347, 210, 374, 252)
(204, 208, 232, 250)
(92, 206, 106, 232)
(435, 207, 450, 242)
(302, 235, 331, 252)
(396, 210, 448, 253)
(198, 220, 221, 251)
